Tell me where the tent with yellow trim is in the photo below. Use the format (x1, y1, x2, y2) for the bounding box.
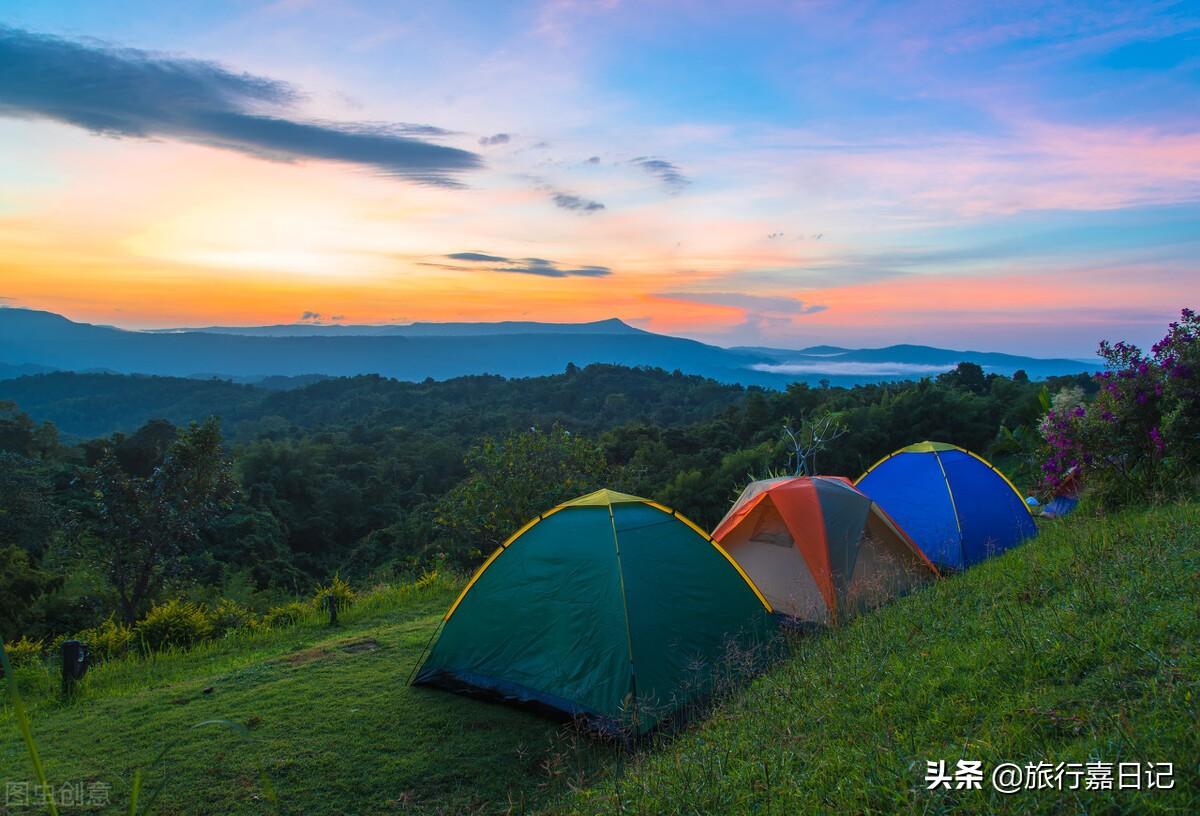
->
(412, 489, 775, 734)
(712, 476, 938, 625)
(855, 441, 1037, 571)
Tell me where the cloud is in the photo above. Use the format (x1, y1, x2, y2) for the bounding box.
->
(447, 251, 509, 262)
(299, 311, 322, 321)
(657, 291, 827, 315)
(631, 156, 690, 193)
(585, 155, 600, 164)
(551, 191, 605, 213)
(446, 252, 611, 278)
(0, 26, 480, 186)
(478, 133, 511, 146)
(740, 243, 1022, 288)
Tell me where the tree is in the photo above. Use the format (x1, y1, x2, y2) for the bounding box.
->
(113, 419, 178, 477)
(783, 411, 848, 476)
(0, 401, 59, 459)
(0, 545, 61, 641)
(0, 453, 63, 559)
(938, 362, 989, 394)
(89, 417, 238, 623)
(436, 426, 611, 554)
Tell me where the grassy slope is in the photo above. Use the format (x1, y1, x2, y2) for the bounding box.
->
(1, 576, 612, 815)
(3, 504, 1198, 815)
(561, 502, 1200, 815)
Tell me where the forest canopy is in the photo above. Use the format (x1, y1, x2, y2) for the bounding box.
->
(0, 361, 1092, 642)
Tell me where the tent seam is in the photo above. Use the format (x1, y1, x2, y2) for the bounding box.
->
(954, 446, 1036, 519)
(930, 449, 968, 567)
(606, 503, 640, 727)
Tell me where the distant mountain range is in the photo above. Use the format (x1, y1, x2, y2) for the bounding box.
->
(0, 308, 1100, 387)
(143, 317, 645, 338)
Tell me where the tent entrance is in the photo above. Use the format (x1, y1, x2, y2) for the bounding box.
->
(721, 500, 829, 624)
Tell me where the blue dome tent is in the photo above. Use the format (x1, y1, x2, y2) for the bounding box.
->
(854, 442, 1037, 571)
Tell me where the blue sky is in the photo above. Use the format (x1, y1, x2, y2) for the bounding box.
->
(0, 0, 1196, 356)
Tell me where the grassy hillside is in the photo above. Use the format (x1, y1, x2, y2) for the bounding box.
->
(1, 575, 614, 815)
(563, 502, 1200, 815)
(3, 504, 1197, 814)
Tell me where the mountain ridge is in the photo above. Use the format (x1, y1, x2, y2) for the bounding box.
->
(0, 307, 1101, 386)
(143, 316, 646, 337)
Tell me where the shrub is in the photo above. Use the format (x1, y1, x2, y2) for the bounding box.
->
(313, 575, 356, 613)
(73, 616, 135, 661)
(2, 636, 44, 670)
(414, 569, 441, 590)
(1041, 307, 1200, 507)
(206, 598, 260, 638)
(135, 599, 213, 652)
(262, 601, 313, 629)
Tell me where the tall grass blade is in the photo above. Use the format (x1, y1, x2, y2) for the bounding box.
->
(127, 769, 142, 816)
(0, 641, 61, 816)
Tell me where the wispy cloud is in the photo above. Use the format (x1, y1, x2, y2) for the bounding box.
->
(0, 26, 481, 186)
(631, 156, 690, 193)
(657, 291, 826, 314)
(447, 252, 508, 263)
(478, 132, 511, 146)
(445, 252, 610, 278)
(551, 191, 605, 213)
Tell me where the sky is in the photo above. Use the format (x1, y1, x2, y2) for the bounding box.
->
(0, 1, 1197, 357)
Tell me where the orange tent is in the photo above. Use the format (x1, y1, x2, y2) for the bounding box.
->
(712, 476, 938, 625)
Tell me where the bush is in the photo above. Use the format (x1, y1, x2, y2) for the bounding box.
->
(1041, 307, 1200, 507)
(135, 599, 213, 652)
(313, 575, 355, 613)
(414, 568, 441, 590)
(2, 635, 44, 670)
(206, 598, 260, 638)
(73, 616, 135, 661)
(262, 601, 313, 629)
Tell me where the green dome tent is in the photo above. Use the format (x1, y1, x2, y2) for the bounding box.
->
(413, 489, 775, 734)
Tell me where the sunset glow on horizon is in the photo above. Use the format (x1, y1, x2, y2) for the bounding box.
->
(2, 2, 1198, 357)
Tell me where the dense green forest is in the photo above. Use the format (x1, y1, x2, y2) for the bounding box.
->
(1, 362, 1093, 644)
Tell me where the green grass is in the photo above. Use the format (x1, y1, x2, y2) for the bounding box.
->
(4, 505, 1198, 814)
(561, 502, 1200, 814)
(1, 573, 617, 815)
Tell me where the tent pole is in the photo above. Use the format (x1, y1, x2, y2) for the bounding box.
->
(407, 619, 445, 686)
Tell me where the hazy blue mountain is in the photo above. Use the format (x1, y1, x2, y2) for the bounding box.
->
(0, 361, 58, 380)
(0, 307, 1100, 387)
(185, 372, 332, 390)
(145, 317, 644, 337)
(733, 344, 852, 357)
(739, 343, 1099, 381)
